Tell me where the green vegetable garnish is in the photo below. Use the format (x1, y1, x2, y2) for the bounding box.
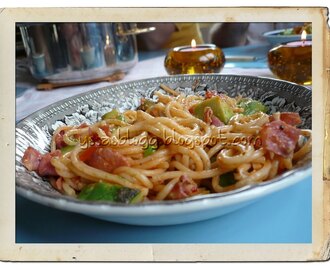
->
(60, 145, 76, 154)
(238, 98, 267, 115)
(143, 144, 157, 157)
(116, 114, 125, 122)
(101, 109, 126, 122)
(193, 96, 234, 124)
(78, 182, 143, 204)
(219, 172, 237, 187)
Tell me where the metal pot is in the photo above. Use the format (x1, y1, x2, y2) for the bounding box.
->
(19, 23, 154, 83)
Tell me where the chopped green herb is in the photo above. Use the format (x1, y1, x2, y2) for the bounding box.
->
(143, 144, 157, 157)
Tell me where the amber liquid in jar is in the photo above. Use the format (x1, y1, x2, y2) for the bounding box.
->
(164, 45, 225, 75)
(268, 42, 312, 85)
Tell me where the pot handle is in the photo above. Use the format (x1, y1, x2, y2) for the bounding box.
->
(116, 23, 155, 36)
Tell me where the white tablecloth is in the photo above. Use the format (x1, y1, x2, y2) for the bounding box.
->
(16, 56, 274, 121)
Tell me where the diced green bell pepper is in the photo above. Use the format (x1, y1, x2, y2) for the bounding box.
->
(78, 182, 143, 204)
(193, 96, 234, 124)
(101, 109, 126, 122)
(237, 98, 267, 115)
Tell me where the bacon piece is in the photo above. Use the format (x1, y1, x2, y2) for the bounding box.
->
(55, 124, 87, 150)
(260, 120, 301, 158)
(168, 175, 198, 200)
(204, 107, 213, 124)
(50, 177, 64, 192)
(205, 90, 218, 99)
(203, 107, 224, 127)
(79, 146, 98, 162)
(78, 123, 88, 129)
(55, 130, 66, 149)
(85, 127, 103, 147)
(22, 146, 42, 171)
(211, 115, 224, 127)
(82, 147, 130, 173)
(279, 112, 302, 126)
(99, 124, 111, 136)
(205, 90, 227, 100)
(90, 133, 102, 146)
(22, 147, 60, 177)
(270, 112, 302, 126)
(55, 177, 64, 191)
(37, 150, 61, 176)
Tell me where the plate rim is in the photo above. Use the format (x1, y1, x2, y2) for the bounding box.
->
(16, 73, 311, 125)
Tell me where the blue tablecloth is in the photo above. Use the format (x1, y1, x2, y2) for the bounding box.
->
(16, 44, 311, 244)
(16, 176, 311, 243)
(222, 44, 271, 69)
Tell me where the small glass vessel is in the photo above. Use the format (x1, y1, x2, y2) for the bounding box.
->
(164, 41, 225, 75)
(268, 39, 312, 86)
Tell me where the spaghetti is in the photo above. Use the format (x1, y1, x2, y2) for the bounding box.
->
(22, 85, 312, 203)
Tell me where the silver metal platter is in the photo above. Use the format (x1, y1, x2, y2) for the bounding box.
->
(15, 74, 312, 225)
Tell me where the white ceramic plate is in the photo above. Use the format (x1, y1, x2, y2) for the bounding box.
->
(16, 74, 312, 226)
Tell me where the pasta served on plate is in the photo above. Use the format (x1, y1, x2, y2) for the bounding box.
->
(22, 84, 312, 203)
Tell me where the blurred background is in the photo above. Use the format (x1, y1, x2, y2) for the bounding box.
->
(16, 22, 311, 91)
(15, 22, 311, 115)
